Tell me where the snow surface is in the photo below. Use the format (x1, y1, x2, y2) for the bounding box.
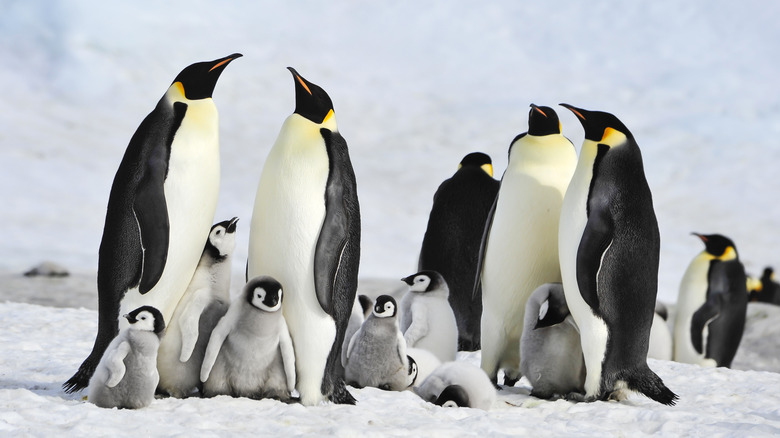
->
(2, 0, 780, 435)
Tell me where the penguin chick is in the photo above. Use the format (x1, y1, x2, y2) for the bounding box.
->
(399, 271, 458, 362)
(415, 361, 496, 410)
(405, 347, 442, 391)
(88, 306, 165, 409)
(200, 276, 296, 401)
(674, 233, 747, 368)
(157, 217, 238, 398)
(520, 283, 585, 399)
(345, 295, 415, 391)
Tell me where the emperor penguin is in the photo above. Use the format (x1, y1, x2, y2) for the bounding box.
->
(557, 104, 677, 405)
(344, 295, 417, 391)
(418, 152, 499, 351)
(673, 233, 748, 368)
(156, 217, 238, 397)
(64, 54, 242, 393)
(475, 104, 577, 386)
(88, 306, 165, 409)
(520, 283, 585, 399)
(247, 68, 360, 405)
(399, 271, 458, 362)
(414, 361, 496, 410)
(200, 276, 296, 401)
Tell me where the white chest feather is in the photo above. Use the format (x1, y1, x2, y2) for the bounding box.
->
(673, 253, 712, 364)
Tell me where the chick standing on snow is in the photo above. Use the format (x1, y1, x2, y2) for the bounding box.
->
(415, 361, 496, 410)
(345, 295, 418, 391)
(399, 271, 458, 363)
(200, 276, 296, 401)
(88, 306, 165, 409)
(157, 217, 238, 397)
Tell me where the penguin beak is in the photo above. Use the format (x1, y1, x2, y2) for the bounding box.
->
(560, 103, 587, 121)
(288, 67, 313, 95)
(401, 275, 415, 286)
(691, 232, 707, 243)
(227, 217, 239, 233)
(530, 104, 548, 117)
(209, 53, 243, 73)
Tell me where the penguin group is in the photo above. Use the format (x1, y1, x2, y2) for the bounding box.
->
(64, 53, 760, 412)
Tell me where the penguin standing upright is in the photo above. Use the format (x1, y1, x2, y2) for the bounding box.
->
(156, 217, 238, 397)
(247, 68, 360, 405)
(476, 104, 577, 385)
(418, 152, 499, 351)
(64, 54, 242, 393)
(399, 271, 458, 362)
(673, 233, 748, 368)
(88, 306, 166, 409)
(558, 104, 677, 405)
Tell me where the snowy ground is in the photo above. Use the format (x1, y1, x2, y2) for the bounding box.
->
(2, 0, 780, 435)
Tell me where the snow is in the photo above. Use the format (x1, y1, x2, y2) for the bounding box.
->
(1, 0, 780, 435)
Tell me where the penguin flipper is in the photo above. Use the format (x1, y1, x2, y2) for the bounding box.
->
(575, 202, 614, 312)
(690, 294, 723, 355)
(177, 288, 211, 362)
(200, 306, 237, 382)
(313, 129, 360, 316)
(104, 340, 131, 388)
(472, 194, 499, 300)
(279, 319, 297, 392)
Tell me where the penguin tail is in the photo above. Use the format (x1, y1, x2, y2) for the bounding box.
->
(621, 366, 678, 406)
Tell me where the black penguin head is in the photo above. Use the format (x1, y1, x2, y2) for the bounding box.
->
(373, 295, 397, 318)
(534, 284, 571, 329)
(171, 53, 242, 100)
(407, 356, 419, 387)
(761, 267, 775, 282)
(288, 67, 335, 124)
(692, 233, 739, 260)
(245, 276, 283, 312)
(559, 103, 633, 144)
(124, 306, 165, 335)
(527, 104, 562, 136)
(458, 152, 494, 177)
(401, 270, 445, 293)
(435, 384, 470, 408)
(205, 217, 239, 259)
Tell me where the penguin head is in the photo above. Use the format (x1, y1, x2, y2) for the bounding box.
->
(171, 53, 242, 100)
(205, 217, 239, 259)
(435, 384, 470, 408)
(373, 295, 397, 318)
(527, 104, 562, 136)
(124, 306, 165, 335)
(407, 356, 419, 387)
(288, 67, 336, 128)
(401, 271, 446, 293)
(534, 285, 571, 329)
(560, 104, 633, 146)
(458, 152, 494, 177)
(245, 276, 284, 312)
(692, 233, 739, 261)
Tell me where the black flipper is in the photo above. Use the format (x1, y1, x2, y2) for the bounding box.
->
(472, 190, 499, 300)
(134, 144, 171, 295)
(690, 294, 722, 355)
(315, 129, 360, 405)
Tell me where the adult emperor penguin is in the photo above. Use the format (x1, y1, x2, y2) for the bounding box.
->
(476, 104, 577, 386)
(156, 217, 238, 397)
(418, 152, 499, 351)
(673, 233, 748, 368)
(247, 68, 360, 405)
(558, 104, 677, 405)
(88, 306, 165, 409)
(399, 271, 458, 362)
(200, 276, 296, 401)
(520, 283, 585, 399)
(344, 295, 416, 391)
(64, 54, 242, 393)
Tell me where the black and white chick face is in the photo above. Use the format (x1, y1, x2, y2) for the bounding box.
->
(245, 276, 283, 312)
(373, 295, 397, 318)
(407, 356, 419, 387)
(435, 384, 470, 408)
(206, 217, 239, 258)
(124, 306, 165, 335)
(401, 270, 444, 293)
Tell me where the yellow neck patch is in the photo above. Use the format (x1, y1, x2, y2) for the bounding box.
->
(481, 163, 494, 177)
(719, 246, 737, 261)
(600, 126, 627, 147)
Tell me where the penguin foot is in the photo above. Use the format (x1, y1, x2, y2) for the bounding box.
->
(328, 380, 357, 405)
(563, 391, 593, 403)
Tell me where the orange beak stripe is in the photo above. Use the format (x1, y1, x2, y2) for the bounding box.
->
(209, 58, 233, 72)
(569, 107, 586, 120)
(533, 106, 547, 117)
(296, 75, 312, 95)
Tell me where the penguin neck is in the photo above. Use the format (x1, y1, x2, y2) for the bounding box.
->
(508, 133, 572, 172)
(164, 84, 218, 128)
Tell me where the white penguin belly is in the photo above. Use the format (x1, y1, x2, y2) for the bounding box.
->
(558, 142, 609, 398)
(481, 157, 571, 376)
(407, 297, 457, 362)
(673, 256, 712, 365)
(120, 100, 220, 329)
(247, 115, 335, 405)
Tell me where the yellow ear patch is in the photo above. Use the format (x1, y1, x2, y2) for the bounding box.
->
(720, 246, 737, 261)
(322, 109, 334, 123)
(601, 127, 627, 146)
(172, 81, 186, 98)
(481, 163, 494, 177)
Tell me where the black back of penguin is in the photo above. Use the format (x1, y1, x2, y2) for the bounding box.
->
(418, 152, 499, 351)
